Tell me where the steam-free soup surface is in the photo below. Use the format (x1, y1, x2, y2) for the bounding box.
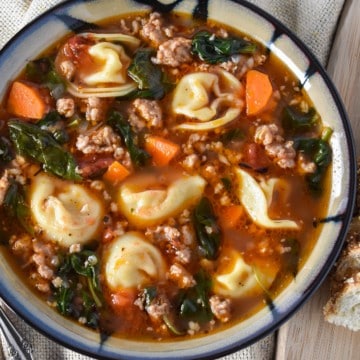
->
(0, 11, 332, 339)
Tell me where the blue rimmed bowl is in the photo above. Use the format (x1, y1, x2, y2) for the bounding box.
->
(0, 0, 356, 359)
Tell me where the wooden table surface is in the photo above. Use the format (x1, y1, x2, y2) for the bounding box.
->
(275, 0, 360, 358)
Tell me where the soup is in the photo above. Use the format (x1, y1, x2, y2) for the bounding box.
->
(0, 11, 332, 340)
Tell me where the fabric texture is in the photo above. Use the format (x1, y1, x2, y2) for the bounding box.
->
(0, 0, 345, 359)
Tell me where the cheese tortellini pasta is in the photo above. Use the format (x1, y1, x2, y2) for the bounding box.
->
(30, 173, 104, 247)
(172, 69, 244, 130)
(104, 232, 167, 290)
(84, 42, 131, 86)
(235, 168, 299, 229)
(66, 34, 140, 98)
(213, 250, 277, 298)
(118, 173, 206, 227)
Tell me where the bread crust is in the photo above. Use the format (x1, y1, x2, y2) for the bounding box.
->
(323, 161, 360, 331)
(323, 272, 360, 331)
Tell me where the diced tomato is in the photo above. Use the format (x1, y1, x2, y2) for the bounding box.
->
(242, 142, 270, 170)
(65, 35, 93, 61)
(245, 143, 262, 163)
(110, 289, 137, 313)
(77, 156, 114, 178)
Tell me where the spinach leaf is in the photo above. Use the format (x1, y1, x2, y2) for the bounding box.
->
(143, 286, 157, 307)
(162, 314, 185, 336)
(107, 111, 151, 167)
(70, 251, 98, 278)
(220, 177, 232, 192)
(127, 49, 170, 100)
(281, 238, 300, 277)
(81, 291, 100, 329)
(194, 197, 221, 259)
(314, 140, 332, 168)
(57, 253, 72, 275)
(55, 249, 102, 328)
(178, 270, 213, 323)
(295, 137, 332, 192)
(0, 136, 13, 163)
(282, 106, 318, 134)
(56, 286, 74, 316)
(220, 128, 244, 144)
(37, 111, 69, 144)
(192, 31, 257, 64)
(141, 287, 185, 335)
(3, 180, 32, 234)
(68, 250, 102, 308)
(8, 119, 81, 181)
(26, 57, 65, 99)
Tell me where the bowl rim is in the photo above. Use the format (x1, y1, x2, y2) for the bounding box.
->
(0, 0, 357, 359)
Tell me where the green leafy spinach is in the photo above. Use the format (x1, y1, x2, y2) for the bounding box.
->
(56, 286, 74, 316)
(26, 57, 65, 99)
(127, 49, 171, 100)
(107, 110, 151, 167)
(220, 128, 244, 144)
(143, 286, 157, 307)
(220, 177, 232, 192)
(194, 197, 221, 259)
(295, 137, 332, 193)
(142, 286, 185, 335)
(192, 31, 257, 64)
(3, 180, 32, 234)
(178, 270, 213, 323)
(37, 111, 69, 144)
(282, 106, 318, 134)
(0, 136, 13, 163)
(8, 119, 81, 181)
(55, 250, 102, 328)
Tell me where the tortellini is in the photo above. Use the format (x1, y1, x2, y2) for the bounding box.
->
(260, 177, 290, 207)
(118, 174, 206, 227)
(104, 232, 167, 290)
(66, 34, 140, 98)
(84, 42, 131, 86)
(213, 250, 277, 298)
(235, 168, 299, 229)
(30, 173, 104, 247)
(259, 178, 279, 207)
(172, 69, 244, 130)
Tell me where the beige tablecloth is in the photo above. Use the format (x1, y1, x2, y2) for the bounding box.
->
(0, 0, 346, 359)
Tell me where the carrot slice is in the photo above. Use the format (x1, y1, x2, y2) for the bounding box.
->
(144, 135, 180, 166)
(246, 70, 273, 116)
(103, 160, 130, 184)
(7, 81, 47, 120)
(220, 205, 244, 229)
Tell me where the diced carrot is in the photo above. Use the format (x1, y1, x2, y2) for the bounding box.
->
(245, 70, 273, 116)
(103, 160, 130, 184)
(7, 81, 47, 120)
(144, 135, 180, 166)
(220, 205, 244, 229)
